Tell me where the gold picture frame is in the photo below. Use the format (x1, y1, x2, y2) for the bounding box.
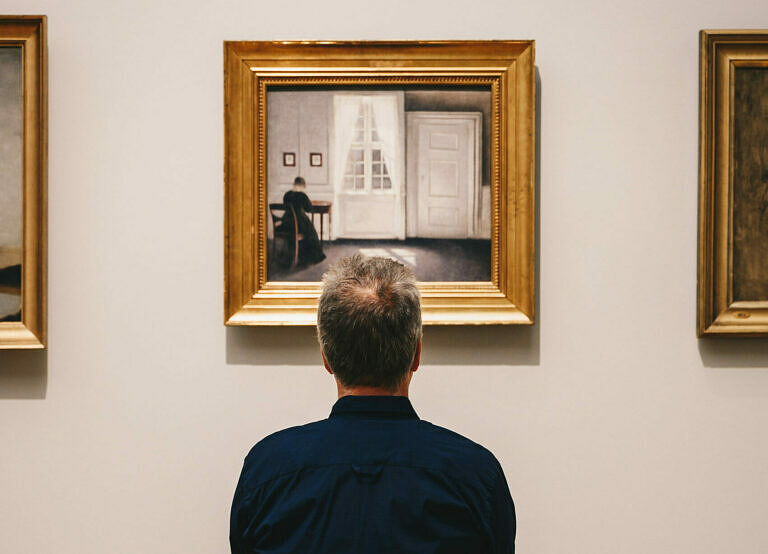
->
(0, 16, 46, 348)
(224, 41, 534, 326)
(699, 30, 768, 336)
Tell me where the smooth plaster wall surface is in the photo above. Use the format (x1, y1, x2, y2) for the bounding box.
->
(1, 1, 768, 553)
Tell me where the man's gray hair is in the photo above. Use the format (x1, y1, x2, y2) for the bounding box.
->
(317, 255, 422, 391)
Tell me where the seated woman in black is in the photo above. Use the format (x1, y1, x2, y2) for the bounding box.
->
(281, 176, 326, 265)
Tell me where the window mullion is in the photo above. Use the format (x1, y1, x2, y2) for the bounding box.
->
(364, 146, 370, 191)
(364, 101, 372, 191)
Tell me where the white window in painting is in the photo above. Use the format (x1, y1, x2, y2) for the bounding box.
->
(333, 95, 401, 194)
(343, 101, 392, 191)
(332, 93, 405, 240)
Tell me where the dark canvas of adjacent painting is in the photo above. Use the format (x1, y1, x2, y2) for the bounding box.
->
(732, 67, 768, 301)
(0, 46, 22, 321)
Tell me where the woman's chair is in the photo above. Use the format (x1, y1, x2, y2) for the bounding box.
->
(269, 203, 303, 268)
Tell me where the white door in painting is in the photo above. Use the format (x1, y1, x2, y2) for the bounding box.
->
(406, 112, 481, 239)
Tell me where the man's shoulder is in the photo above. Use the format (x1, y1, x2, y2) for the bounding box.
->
(415, 419, 504, 482)
(244, 419, 328, 461)
(238, 419, 330, 487)
(238, 415, 504, 492)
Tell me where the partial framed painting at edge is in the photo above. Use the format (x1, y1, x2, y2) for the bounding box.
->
(699, 30, 768, 336)
(224, 41, 535, 326)
(0, 16, 46, 349)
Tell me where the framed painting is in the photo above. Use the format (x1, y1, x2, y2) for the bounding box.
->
(224, 41, 534, 325)
(699, 30, 768, 336)
(0, 16, 46, 348)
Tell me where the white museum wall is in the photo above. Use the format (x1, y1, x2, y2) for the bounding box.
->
(1, 0, 768, 552)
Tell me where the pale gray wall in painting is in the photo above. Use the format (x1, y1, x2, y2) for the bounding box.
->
(0, 47, 22, 254)
(1, 1, 768, 554)
(267, 90, 334, 204)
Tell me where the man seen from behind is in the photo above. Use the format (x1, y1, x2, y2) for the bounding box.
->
(230, 255, 516, 553)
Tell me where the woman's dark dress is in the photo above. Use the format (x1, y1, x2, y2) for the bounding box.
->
(281, 190, 326, 265)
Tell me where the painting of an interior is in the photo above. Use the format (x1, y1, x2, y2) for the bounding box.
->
(266, 87, 492, 282)
(0, 46, 22, 322)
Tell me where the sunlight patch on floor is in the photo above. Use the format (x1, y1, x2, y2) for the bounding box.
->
(358, 248, 417, 268)
(390, 248, 417, 266)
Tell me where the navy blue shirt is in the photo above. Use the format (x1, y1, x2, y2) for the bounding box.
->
(230, 396, 515, 553)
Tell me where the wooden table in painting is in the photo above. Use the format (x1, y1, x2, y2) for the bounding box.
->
(310, 201, 332, 243)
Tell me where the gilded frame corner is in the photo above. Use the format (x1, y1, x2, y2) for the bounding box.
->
(0, 16, 46, 349)
(224, 40, 535, 326)
(698, 30, 768, 336)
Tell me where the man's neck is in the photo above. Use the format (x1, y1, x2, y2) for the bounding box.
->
(336, 383, 409, 398)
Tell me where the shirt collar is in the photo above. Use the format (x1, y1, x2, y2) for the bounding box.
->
(330, 395, 419, 420)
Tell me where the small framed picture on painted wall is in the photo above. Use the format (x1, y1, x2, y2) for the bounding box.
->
(282, 152, 295, 167)
(310, 152, 322, 167)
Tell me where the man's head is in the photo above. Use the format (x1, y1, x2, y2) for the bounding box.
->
(293, 176, 306, 190)
(317, 255, 422, 393)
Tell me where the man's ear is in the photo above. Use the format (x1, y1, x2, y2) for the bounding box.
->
(321, 351, 333, 375)
(410, 338, 422, 372)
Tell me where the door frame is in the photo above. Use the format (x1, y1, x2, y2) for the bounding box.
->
(406, 111, 482, 238)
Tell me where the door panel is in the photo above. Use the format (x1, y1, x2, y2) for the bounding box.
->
(406, 111, 482, 239)
(428, 160, 460, 197)
(429, 132, 459, 150)
(417, 122, 470, 238)
(428, 206, 460, 227)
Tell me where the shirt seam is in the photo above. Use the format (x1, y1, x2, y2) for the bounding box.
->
(248, 461, 498, 493)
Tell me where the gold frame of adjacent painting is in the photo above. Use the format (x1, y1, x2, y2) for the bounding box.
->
(0, 16, 46, 348)
(699, 30, 768, 336)
(224, 41, 535, 326)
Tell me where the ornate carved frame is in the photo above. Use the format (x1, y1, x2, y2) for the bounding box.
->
(224, 41, 534, 326)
